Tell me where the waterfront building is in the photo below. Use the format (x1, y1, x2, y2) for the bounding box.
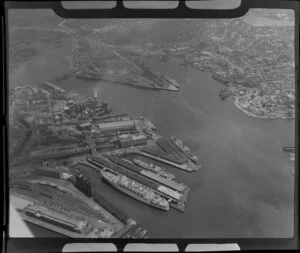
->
(119, 134, 147, 148)
(98, 120, 136, 134)
(31, 167, 60, 179)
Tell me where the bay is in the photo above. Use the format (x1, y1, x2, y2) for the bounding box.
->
(33, 57, 295, 238)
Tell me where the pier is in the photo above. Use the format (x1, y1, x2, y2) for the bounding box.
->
(86, 156, 189, 212)
(133, 151, 194, 172)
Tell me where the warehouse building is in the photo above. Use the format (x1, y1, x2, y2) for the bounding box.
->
(119, 134, 147, 148)
(31, 167, 60, 179)
(157, 185, 182, 202)
(98, 120, 136, 134)
(78, 122, 92, 131)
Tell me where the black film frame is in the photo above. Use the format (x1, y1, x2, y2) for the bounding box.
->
(1, 0, 299, 251)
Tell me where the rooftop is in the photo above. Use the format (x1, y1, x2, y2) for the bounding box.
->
(79, 122, 92, 128)
(98, 120, 136, 129)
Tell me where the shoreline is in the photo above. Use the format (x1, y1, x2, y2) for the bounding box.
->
(233, 98, 291, 120)
(185, 59, 294, 121)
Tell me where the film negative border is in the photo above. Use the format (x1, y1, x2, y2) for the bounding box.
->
(2, 0, 299, 252)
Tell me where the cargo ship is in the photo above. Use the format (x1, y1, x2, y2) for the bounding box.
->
(133, 159, 175, 180)
(170, 136, 198, 164)
(100, 170, 169, 211)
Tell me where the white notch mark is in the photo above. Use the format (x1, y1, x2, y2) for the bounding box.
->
(61, 1, 116, 9)
(62, 243, 117, 252)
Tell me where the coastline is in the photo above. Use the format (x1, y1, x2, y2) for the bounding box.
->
(185, 60, 294, 121)
(233, 98, 290, 120)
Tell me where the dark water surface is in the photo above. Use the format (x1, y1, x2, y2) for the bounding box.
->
(32, 58, 294, 238)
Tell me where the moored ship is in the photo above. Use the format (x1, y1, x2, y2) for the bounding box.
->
(133, 159, 175, 180)
(100, 170, 169, 211)
(170, 136, 198, 164)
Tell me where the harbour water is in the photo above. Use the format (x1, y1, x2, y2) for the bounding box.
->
(29, 57, 295, 238)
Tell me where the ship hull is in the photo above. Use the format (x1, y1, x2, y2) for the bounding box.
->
(101, 175, 169, 211)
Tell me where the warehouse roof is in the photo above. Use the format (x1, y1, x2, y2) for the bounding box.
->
(25, 204, 83, 227)
(158, 185, 182, 201)
(132, 134, 147, 140)
(79, 122, 91, 128)
(98, 120, 135, 129)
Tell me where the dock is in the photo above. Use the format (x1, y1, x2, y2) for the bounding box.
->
(20, 212, 85, 238)
(108, 155, 187, 193)
(156, 137, 189, 162)
(170, 187, 191, 213)
(137, 151, 194, 172)
(87, 155, 190, 212)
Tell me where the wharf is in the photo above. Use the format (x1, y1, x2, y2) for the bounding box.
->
(111, 224, 133, 238)
(133, 151, 194, 172)
(156, 137, 188, 162)
(20, 213, 85, 238)
(170, 187, 190, 213)
(12, 187, 128, 237)
(87, 157, 160, 190)
(11, 192, 83, 238)
(86, 157, 189, 212)
(109, 155, 187, 193)
(120, 225, 149, 238)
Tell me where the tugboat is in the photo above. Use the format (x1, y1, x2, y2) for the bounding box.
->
(170, 136, 198, 164)
(133, 159, 175, 180)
